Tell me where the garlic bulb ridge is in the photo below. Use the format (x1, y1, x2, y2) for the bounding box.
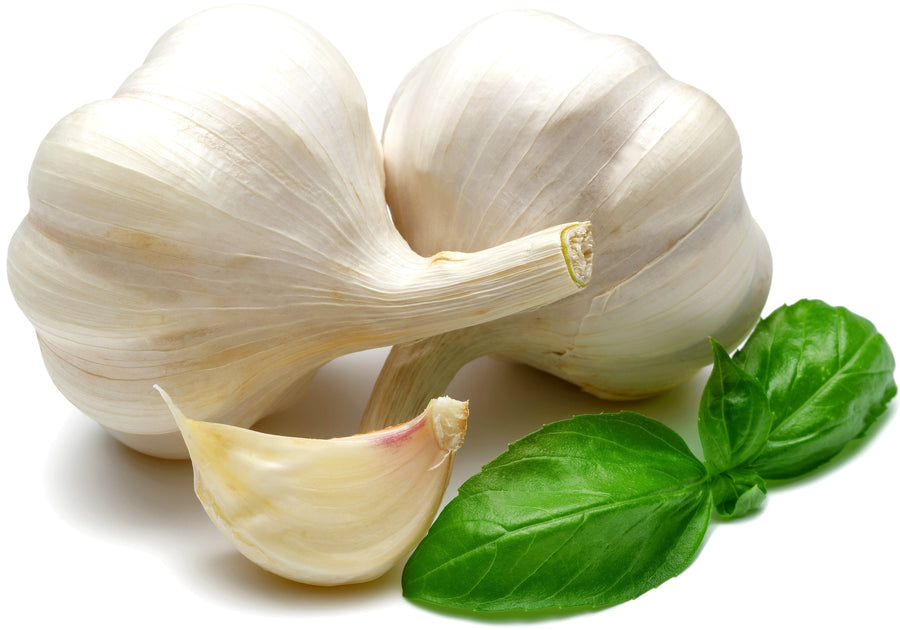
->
(7, 5, 591, 458)
(361, 9, 773, 430)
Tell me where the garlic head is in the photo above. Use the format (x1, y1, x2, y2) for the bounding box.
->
(7, 5, 591, 457)
(361, 9, 772, 430)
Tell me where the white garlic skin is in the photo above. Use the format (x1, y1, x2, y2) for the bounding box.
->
(379, 9, 772, 401)
(7, 5, 591, 457)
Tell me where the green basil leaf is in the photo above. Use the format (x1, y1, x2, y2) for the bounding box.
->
(699, 338, 772, 475)
(734, 299, 897, 479)
(402, 412, 711, 613)
(710, 468, 767, 518)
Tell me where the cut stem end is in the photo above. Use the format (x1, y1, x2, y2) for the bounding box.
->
(562, 221, 593, 288)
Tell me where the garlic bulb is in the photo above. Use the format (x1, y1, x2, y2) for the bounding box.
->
(360, 10, 772, 430)
(156, 386, 467, 585)
(7, 5, 591, 458)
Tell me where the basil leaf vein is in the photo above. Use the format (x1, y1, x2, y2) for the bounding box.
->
(734, 300, 896, 478)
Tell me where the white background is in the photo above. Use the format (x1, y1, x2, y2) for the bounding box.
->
(2, 1, 897, 628)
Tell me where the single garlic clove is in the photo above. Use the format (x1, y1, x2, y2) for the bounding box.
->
(155, 386, 467, 586)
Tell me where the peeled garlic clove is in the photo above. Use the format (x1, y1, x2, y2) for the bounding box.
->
(7, 5, 591, 457)
(156, 386, 467, 586)
(361, 10, 772, 430)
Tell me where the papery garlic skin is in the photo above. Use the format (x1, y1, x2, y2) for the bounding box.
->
(361, 10, 771, 430)
(157, 386, 467, 586)
(6, 5, 591, 458)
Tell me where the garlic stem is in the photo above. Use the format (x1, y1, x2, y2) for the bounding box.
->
(353, 221, 592, 342)
(156, 386, 467, 586)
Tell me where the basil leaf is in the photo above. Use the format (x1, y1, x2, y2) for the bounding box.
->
(699, 338, 772, 476)
(734, 299, 897, 479)
(709, 468, 767, 518)
(402, 412, 711, 613)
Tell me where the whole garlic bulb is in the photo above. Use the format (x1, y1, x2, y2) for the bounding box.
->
(7, 5, 591, 458)
(361, 10, 772, 429)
